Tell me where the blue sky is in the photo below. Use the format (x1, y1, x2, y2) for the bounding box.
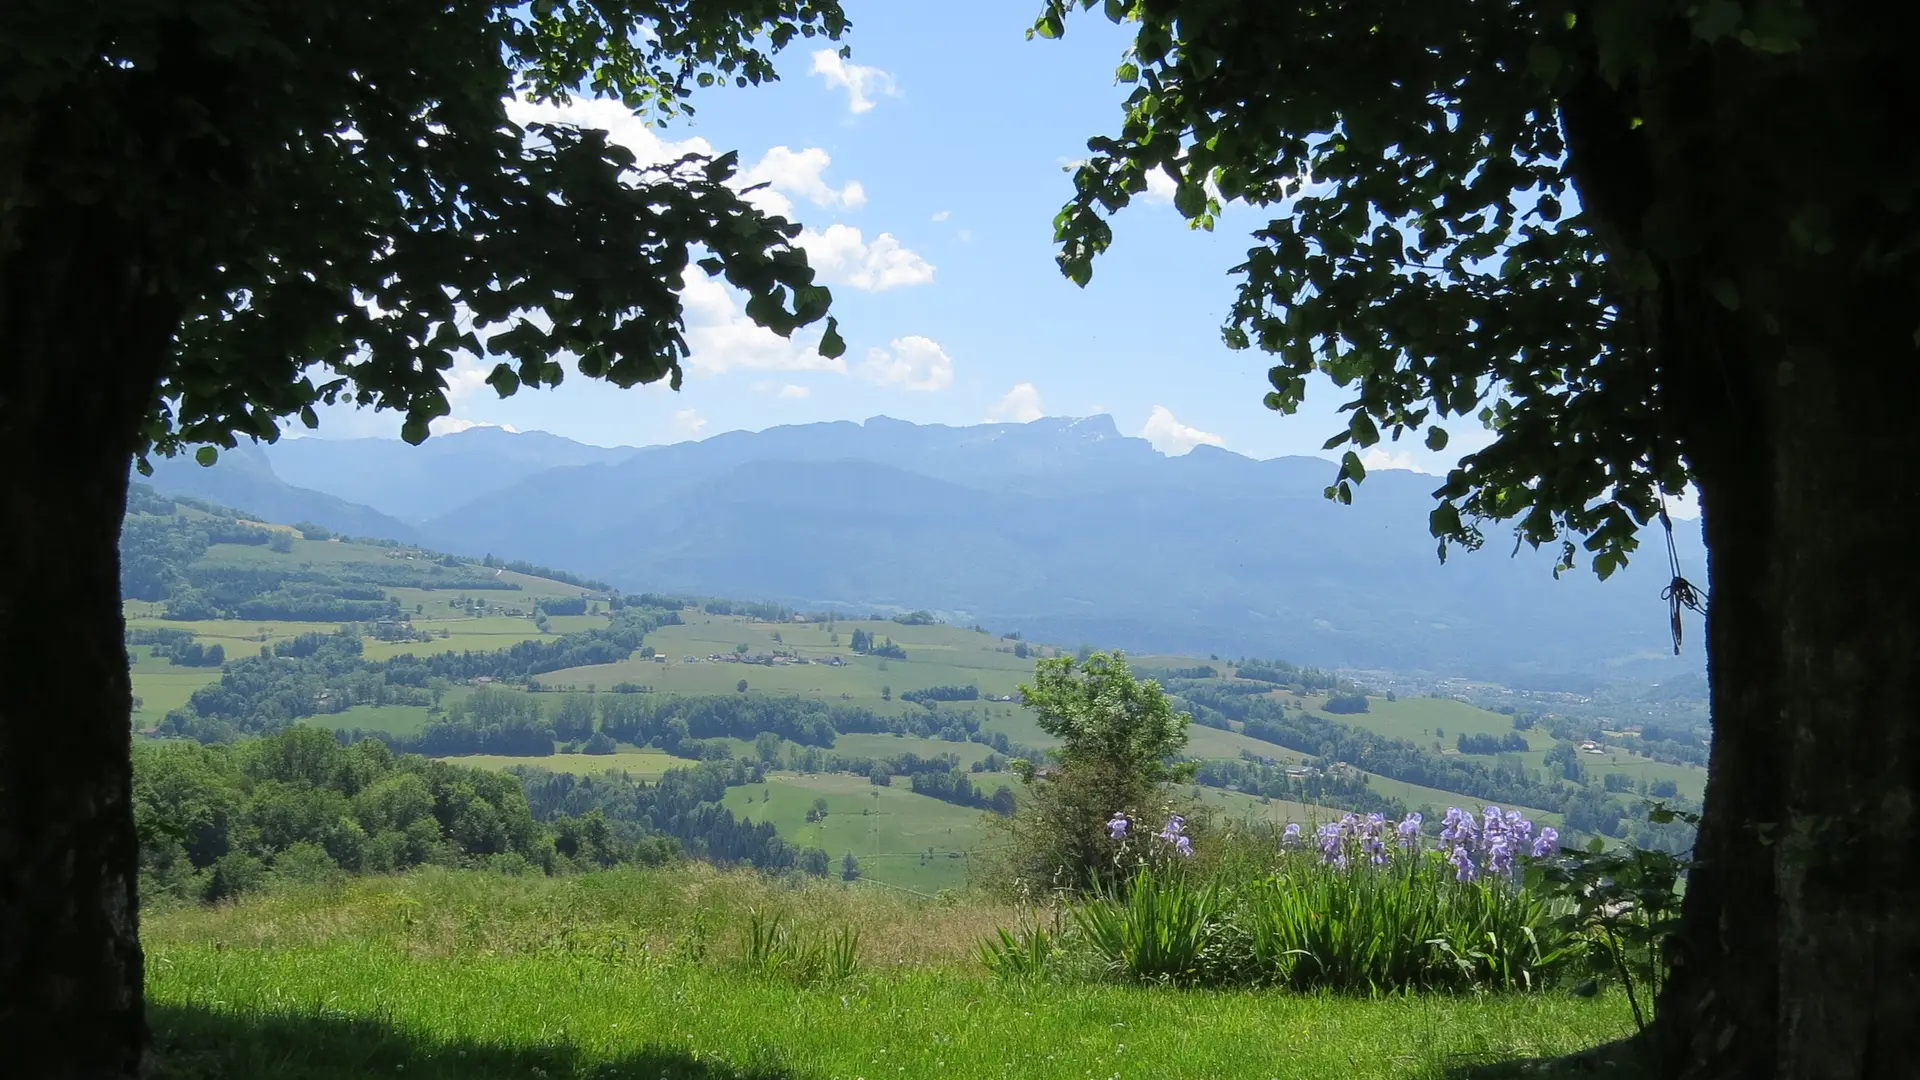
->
(315, 0, 1466, 475)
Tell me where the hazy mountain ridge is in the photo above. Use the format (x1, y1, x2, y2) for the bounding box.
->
(140, 416, 1706, 682)
(141, 443, 421, 542)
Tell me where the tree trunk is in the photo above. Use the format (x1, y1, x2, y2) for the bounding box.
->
(1656, 215, 1920, 1080)
(0, 203, 176, 1077)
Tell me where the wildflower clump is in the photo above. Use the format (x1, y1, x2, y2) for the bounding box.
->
(1007, 801, 1573, 993)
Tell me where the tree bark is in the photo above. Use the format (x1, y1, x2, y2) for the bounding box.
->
(0, 202, 176, 1076)
(1553, 7, 1920, 1076)
(1659, 280, 1920, 1080)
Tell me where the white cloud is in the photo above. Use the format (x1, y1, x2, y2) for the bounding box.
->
(857, 336, 953, 392)
(797, 225, 935, 291)
(672, 408, 709, 438)
(930, 209, 950, 222)
(736, 145, 865, 219)
(810, 49, 898, 114)
(436, 349, 496, 406)
(1360, 447, 1430, 474)
(1139, 406, 1225, 455)
(681, 275, 846, 376)
(987, 383, 1044, 423)
(1139, 164, 1225, 207)
(778, 383, 811, 400)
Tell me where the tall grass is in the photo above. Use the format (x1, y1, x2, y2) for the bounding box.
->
(1071, 872, 1226, 984)
(1244, 853, 1560, 992)
(738, 910, 861, 985)
(992, 810, 1572, 993)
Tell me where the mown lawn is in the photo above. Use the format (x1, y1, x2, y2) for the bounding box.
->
(143, 870, 1638, 1080)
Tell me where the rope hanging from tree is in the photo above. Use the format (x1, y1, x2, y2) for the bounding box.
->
(1659, 495, 1707, 654)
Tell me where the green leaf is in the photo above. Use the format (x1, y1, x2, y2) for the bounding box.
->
(1349, 411, 1380, 446)
(1173, 181, 1206, 219)
(1429, 502, 1463, 539)
(1425, 426, 1449, 451)
(194, 446, 218, 467)
(1340, 449, 1367, 483)
(818, 317, 846, 360)
(400, 414, 431, 445)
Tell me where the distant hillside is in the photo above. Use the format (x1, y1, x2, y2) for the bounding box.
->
(154, 416, 1708, 681)
(141, 442, 419, 542)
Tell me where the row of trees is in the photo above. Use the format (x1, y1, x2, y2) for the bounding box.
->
(133, 728, 674, 907)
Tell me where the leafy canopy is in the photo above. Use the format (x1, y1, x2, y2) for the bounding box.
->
(1019, 652, 1192, 785)
(1, 0, 850, 456)
(1038, 0, 1836, 576)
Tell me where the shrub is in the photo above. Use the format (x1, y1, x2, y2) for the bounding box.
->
(1002, 653, 1194, 890)
(1323, 693, 1370, 714)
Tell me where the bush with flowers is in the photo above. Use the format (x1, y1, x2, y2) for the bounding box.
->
(986, 803, 1581, 993)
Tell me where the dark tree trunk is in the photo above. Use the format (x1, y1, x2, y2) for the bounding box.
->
(1660, 281, 1920, 1080)
(0, 202, 176, 1076)
(1555, 6, 1920, 1076)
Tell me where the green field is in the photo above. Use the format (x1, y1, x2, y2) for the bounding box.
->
(448, 750, 682, 779)
(536, 615, 1032, 704)
(141, 869, 1635, 1080)
(723, 772, 999, 893)
(830, 732, 998, 766)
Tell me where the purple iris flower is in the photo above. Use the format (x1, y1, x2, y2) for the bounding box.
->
(1440, 807, 1477, 846)
(1173, 835, 1193, 858)
(1487, 835, 1515, 876)
(1316, 822, 1345, 866)
(1482, 805, 1506, 837)
(1450, 844, 1477, 882)
(1396, 812, 1423, 846)
(1107, 814, 1130, 841)
(1531, 827, 1559, 859)
(1281, 823, 1303, 846)
(1155, 815, 1186, 844)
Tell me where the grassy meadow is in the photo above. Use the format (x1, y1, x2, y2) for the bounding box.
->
(143, 868, 1638, 1080)
(722, 773, 1000, 893)
(452, 750, 683, 779)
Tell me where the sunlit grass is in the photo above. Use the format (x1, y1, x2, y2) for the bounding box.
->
(144, 869, 1634, 1080)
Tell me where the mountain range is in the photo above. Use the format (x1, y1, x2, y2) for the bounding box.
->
(141, 416, 1708, 683)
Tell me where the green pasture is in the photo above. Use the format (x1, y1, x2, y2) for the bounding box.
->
(723, 772, 999, 893)
(445, 751, 682, 779)
(131, 671, 224, 725)
(829, 732, 997, 766)
(318, 703, 440, 737)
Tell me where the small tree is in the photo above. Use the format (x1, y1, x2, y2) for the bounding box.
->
(841, 852, 862, 881)
(1006, 652, 1192, 888)
(736, 679, 749, 694)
